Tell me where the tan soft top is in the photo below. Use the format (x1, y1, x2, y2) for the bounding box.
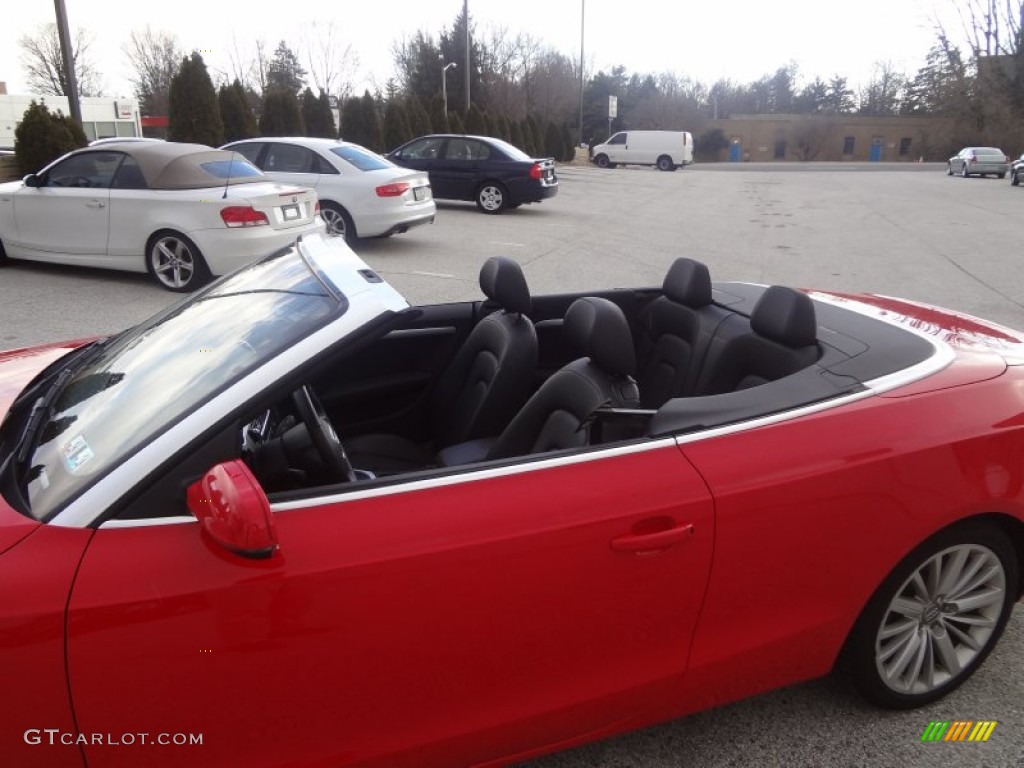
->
(93, 142, 265, 189)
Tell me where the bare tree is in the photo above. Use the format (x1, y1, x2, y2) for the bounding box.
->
(19, 23, 103, 97)
(227, 35, 271, 96)
(123, 27, 182, 116)
(302, 21, 360, 105)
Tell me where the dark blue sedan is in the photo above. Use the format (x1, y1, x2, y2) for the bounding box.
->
(386, 134, 558, 214)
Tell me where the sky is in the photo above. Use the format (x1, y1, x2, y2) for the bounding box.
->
(0, 0, 957, 101)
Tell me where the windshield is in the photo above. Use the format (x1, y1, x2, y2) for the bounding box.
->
(20, 245, 344, 521)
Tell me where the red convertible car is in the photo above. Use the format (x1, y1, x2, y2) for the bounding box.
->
(0, 234, 1022, 767)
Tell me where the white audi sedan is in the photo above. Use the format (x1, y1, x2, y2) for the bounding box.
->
(0, 142, 324, 291)
(221, 137, 435, 242)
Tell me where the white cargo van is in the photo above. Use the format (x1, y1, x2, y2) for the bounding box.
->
(590, 130, 694, 171)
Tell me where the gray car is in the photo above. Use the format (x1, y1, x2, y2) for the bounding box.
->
(947, 146, 1009, 178)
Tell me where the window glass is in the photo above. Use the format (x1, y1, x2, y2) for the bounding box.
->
(398, 137, 446, 160)
(116, 122, 138, 137)
(265, 143, 315, 173)
(44, 151, 123, 188)
(226, 142, 265, 165)
(197, 159, 263, 179)
(111, 155, 148, 189)
(330, 144, 394, 171)
(608, 133, 627, 145)
(313, 152, 339, 174)
(899, 138, 912, 156)
(842, 136, 855, 155)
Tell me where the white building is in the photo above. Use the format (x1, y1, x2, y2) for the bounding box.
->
(0, 90, 141, 148)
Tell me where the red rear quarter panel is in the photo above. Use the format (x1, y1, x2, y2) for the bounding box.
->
(674, 366, 1024, 716)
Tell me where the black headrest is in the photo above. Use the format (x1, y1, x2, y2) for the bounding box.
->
(479, 256, 531, 314)
(751, 286, 817, 347)
(563, 297, 635, 376)
(663, 257, 712, 307)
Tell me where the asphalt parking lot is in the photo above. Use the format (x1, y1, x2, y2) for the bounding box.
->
(1, 163, 1023, 767)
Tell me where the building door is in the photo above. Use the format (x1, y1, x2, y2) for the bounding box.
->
(729, 141, 742, 162)
(870, 137, 883, 162)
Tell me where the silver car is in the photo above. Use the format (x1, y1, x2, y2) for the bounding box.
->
(1009, 153, 1024, 186)
(947, 146, 1009, 178)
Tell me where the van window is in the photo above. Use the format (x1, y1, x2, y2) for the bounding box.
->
(608, 133, 627, 145)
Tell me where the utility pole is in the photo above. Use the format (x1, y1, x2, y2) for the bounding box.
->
(53, 0, 82, 126)
(463, 0, 471, 112)
(579, 0, 585, 147)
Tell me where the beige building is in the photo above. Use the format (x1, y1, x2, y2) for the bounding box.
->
(706, 114, 958, 162)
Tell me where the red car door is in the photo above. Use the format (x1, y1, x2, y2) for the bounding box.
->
(66, 441, 713, 768)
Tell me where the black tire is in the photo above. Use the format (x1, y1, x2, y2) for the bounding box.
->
(997, 172, 1006, 179)
(946, 163, 953, 176)
(594, 154, 610, 169)
(961, 163, 969, 178)
(1012, 169, 1020, 186)
(841, 521, 1018, 710)
(146, 231, 211, 292)
(320, 201, 357, 242)
(0, 238, 8, 266)
(475, 181, 508, 214)
(656, 155, 674, 172)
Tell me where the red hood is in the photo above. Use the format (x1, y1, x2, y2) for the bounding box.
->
(812, 291, 1024, 364)
(0, 339, 94, 418)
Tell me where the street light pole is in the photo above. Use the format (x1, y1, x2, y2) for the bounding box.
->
(53, 0, 82, 126)
(441, 61, 457, 117)
(579, 0, 585, 148)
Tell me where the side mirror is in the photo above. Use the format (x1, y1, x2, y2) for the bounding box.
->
(23, 174, 41, 188)
(187, 460, 279, 559)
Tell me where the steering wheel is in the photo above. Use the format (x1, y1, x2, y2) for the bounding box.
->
(291, 385, 358, 482)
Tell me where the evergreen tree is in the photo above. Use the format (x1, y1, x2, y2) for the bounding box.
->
(449, 111, 465, 134)
(168, 52, 224, 146)
(219, 79, 258, 142)
(519, 119, 537, 156)
(361, 91, 384, 151)
(383, 100, 413, 151)
(464, 102, 486, 134)
(510, 119, 525, 151)
(340, 95, 364, 144)
(497, 114, 512, 143)
(260, 87, 304, 136)
(429, 94, 450, 133)
(14, 100, 85, 174)
(560, 123, 575, 161)
(544, 121, 562, 159)
(266, 41, 307, 95)
(482, 111, 495, 137)
(526, 115, 543, 155)
(407, 95, 431, 137)
(302, 88, 336, 137)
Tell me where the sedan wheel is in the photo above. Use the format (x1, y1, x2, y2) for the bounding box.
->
(961, 163, 969, 178)
(148, 232, 210, 292)
(1012, 169, 1020, 186)
(843, 522, 1017, 709)
(946, 163, 953, 176)
(320, 202, 356, 242)
(476, 182, 508, 214)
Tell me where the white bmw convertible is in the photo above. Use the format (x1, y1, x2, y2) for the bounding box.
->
(0, 141, 324, 291)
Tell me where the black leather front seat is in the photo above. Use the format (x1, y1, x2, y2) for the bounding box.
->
(348, 256, 538, 473)
(483, 296, 640, 461)
(637, 257, 720, 407)
(694, 285, 819, 395)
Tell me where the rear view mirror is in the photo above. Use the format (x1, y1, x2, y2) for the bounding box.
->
(187, 460, 279, 559)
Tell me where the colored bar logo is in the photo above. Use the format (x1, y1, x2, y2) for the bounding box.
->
(921, 721, 997, 742)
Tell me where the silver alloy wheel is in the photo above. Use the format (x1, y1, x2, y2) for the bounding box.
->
(874, 543, 1006, 695)
(320, 206, 347, 237)
(150, 235, 196, 290)
(478, 184, 505, 212)
(961, 163, 969, 178)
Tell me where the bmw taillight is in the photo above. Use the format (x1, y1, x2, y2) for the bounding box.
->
(221, 206, 269, 227)
(529, 163, 543, 180)
(376, 182, 410, 197)
(315, 201, 321, 215)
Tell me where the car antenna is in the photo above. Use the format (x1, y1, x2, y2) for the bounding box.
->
(222, 150, 236, 200)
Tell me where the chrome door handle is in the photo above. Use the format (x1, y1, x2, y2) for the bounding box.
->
(86, 201, 106, 209)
